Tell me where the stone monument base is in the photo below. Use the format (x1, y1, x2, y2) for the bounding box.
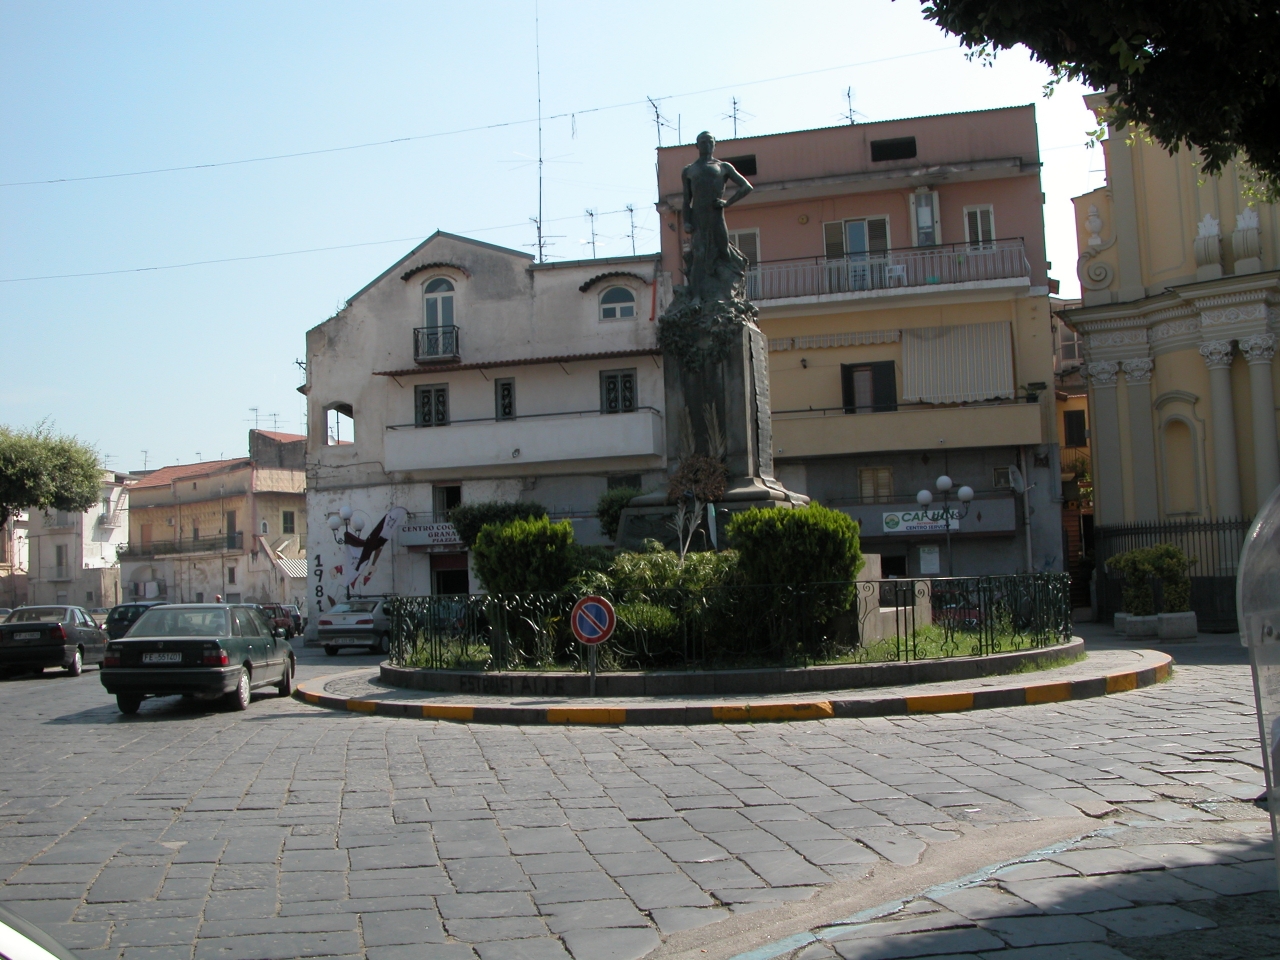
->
(615, 495, 802, 553)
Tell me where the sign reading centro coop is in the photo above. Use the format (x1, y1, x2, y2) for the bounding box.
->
(397, 522, 464, 548)
(882, 509, 960, 534)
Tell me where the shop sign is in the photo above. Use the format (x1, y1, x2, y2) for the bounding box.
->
(398, 521, 463, 548)
(881, 509, 960, 534)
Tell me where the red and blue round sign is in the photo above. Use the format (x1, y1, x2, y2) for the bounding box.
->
(570, 595, 616, 646)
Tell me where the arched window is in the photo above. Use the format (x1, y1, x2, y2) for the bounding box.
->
(424, 278, 455, 329)
(600, 286, 636, 321)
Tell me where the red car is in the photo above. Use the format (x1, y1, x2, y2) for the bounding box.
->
(258, 604, 296, 639)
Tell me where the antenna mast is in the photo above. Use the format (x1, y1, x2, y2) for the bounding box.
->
(534, 0, 545, 262)
(585, 209, 597, 258)
(626, 204, 636, 255)
(845, 87, 857, 125)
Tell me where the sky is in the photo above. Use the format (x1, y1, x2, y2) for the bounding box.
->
(0, 1, 1104, 472)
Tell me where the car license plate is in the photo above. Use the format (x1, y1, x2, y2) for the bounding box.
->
(142, 652, 183, 664)
(14, 632, 40, 640)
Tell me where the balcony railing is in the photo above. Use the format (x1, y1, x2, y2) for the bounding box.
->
(121, 531, 244, 559)
(746, 238, 1030, 301)
(414, 324, 461, 364)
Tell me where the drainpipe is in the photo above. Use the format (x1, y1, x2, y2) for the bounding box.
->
(1019, 446, 1034, 572)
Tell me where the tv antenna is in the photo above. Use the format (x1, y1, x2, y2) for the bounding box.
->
(585, 209, 597, 258)
(141, 450, 148, 471)
(844, 87, 859, 125)
(534, 0, 545, 262)
(626, 204, 636, 255)
(722, 97, 753, 138)
(646, 96, 674, 147)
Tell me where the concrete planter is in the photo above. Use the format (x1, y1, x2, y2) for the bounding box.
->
(1113, 613, 1130, 633)
(1158, 611, 1198, 640)
(1123, 615, 1159, 638)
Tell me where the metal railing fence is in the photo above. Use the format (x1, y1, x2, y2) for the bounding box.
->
(746, 238, 1029, 301)
(386, 573, 1070, 672)
(414, 324, 461, 362)
(1094, 517, 1250, 630)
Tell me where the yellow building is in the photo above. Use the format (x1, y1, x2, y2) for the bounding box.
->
(1064, 94, 1280, 528)
(656, 107, 1061, 575)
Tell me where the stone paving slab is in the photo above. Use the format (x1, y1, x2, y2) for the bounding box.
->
(0, 638, 1265, 960)
(296, 648, 1172, 725)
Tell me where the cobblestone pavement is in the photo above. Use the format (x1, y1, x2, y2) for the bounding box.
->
(0, 637, 1271, 960)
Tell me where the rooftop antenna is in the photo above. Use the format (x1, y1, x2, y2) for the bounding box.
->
(141, 450, 148, 471)
(195, 452, 202, 461)
(646, 97, 673, 147)
(626, 204, 636, 255)
(585, 209, 597, 258)
(845, 87, 856, 125)
(534, 0, 545, 263)
(248, 406, 260, 429)
(722, 97, 750, 138)
(268, 412, 281, 432)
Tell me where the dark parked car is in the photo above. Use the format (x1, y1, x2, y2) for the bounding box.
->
(0, 605, 107, 676)
(281, 604, 304, 635)
(259, 603, 296, 638)
(316, 598, 391, 655)
(100, 604, 294, 714)
(104, 601, 167, 640)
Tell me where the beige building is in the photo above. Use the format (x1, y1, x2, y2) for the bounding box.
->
(120, 431, 308, 605)
(26, 473, 132, 608)
(0, 513, 30, 609)
(1064, 94, 1280, 527)
(656, 107, 1062, 575)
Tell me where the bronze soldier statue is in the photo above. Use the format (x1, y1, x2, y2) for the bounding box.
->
(681, 131, 754, 303)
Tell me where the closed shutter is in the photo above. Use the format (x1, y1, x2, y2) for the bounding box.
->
(867, 217, 889, 255)
(901, 322, 1015, 404)
(859, 467, 893, 503)
(729, 230, 759, 265)
(965, 206, 994, 246)
(870, 361, 897, 412)
(824, 221, 845, 259)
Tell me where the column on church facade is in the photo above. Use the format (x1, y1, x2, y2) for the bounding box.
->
(1087, 361, 1125, 525)
(1239, 333, 1280, 503)
(1120, 358, 1158, 521)
(1199, 340, 1243, 518)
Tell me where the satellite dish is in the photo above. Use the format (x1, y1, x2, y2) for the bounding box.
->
(1007, 465, 1027, 495)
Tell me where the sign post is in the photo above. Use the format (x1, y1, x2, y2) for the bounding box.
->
(1237, 484, 1280, 894)
(570, 595, 616, 697)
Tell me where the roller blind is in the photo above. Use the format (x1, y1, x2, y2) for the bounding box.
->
(901, 321, 1014, 405)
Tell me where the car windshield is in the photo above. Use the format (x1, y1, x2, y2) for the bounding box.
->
(329, 602, 377, 614)
(107, 606, 145, 623)
(129, 608, 229, 638)
(7, 607, 69, 623)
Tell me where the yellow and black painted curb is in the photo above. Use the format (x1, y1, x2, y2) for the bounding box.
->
(294, 655, 1172, 725)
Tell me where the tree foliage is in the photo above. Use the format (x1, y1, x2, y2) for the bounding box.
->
(727, 504, 864, 588)
(470, 516, 579, 594)
(595, 487, 639, 542)
(447, 500, 547, 548)
(0, 424, 101, 526)
(1105, 543, 1193, 615)
(918, 0, 1280, 196)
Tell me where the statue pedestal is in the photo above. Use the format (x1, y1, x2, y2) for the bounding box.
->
(617, 296, 806, 550)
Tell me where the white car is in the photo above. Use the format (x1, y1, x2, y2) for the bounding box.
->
(316, 599, 392, 655)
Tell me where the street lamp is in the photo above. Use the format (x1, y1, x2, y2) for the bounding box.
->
(916, 475, 975, 576)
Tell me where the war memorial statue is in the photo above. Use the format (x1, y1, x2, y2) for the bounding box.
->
(618, 132, 807, 549)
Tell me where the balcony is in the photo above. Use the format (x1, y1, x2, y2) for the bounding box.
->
(773, 401, 1045, 459)
(385, 408, 664, 473)
(747, 238, 1030, 303)
(121, 531, 244, 559)
(414, 325, 461, 364)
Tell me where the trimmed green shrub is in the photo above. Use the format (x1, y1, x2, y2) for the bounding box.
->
(448, 500, 547, 548)
(727, 504, 864, 588)
(596, 487, 640, 542)
(616, 601, 680, 640)
(1105, 543, 1193, 615)
(576, 540, 739, 594)
(471, 517, 577, 594)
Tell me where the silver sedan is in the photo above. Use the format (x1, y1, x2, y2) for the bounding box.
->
(316, 599, 392, 656)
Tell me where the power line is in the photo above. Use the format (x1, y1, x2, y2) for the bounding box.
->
(0, 46, 957, 188)
(0, 207, 647, 283)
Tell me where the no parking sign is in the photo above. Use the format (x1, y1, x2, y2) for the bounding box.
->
(571, 595, 615, 646)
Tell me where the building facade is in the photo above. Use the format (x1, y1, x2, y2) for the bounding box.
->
(1064, 93, 1280, 526)
(655, 107, 1062, 576)
(120, 431, 308, 605)
(26, 472, 132, 608)
(0, 513, 30, 609)
(303, 233, 665, 620)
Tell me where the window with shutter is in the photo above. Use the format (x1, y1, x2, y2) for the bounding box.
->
(964, 205, 994, 248)
(727, 229, 759, 265)
(867, 217, 889, 255)
(841, 361, 897, 413)
(495, 379, 516, 421)
(823, 221, 845, 259)
(415, 384, 449, 427)
(600, 370, 637, 414)
(859, 467, 894, 503)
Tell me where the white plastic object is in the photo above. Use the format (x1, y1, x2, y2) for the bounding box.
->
(957, 485, 975, 503)
(935, 475, 953, 492)
(916, 489, 933, 507)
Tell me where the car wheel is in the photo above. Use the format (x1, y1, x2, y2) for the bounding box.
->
(66, 647, 83, 677)
(225, 668, 250, 711)
(277, 657, 294, 697)
(324, 646, 338, 656)
(117, 694, 142, 715)
(377, 633, 391, 656)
